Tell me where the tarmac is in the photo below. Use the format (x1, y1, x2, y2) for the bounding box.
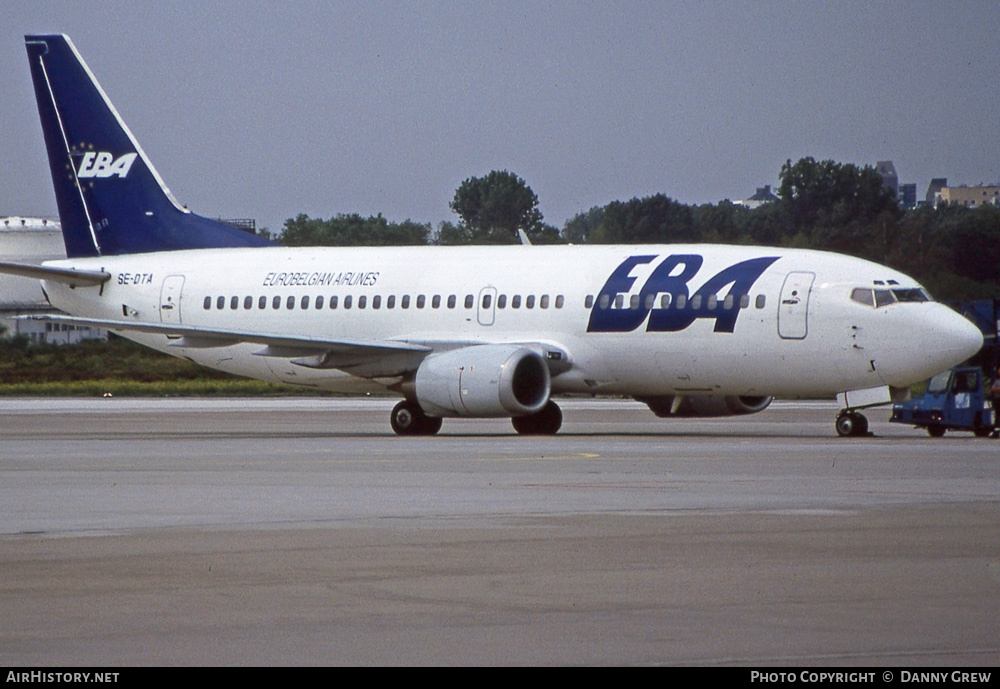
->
(1, 398, 997, 665)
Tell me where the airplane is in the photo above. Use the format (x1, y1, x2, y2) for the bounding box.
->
(2, 34, 983, 437)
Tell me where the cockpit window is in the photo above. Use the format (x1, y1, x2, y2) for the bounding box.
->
(874, 289, 895, 307)
(892, 288, 931, 302)
(852, 286, 932, 308)
(851, 288, 875, 307)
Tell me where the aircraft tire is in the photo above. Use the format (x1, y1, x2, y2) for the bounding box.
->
(512, 401, 562, 435)
(835, 412, 854, 437)
(835, 411, 867, 437)
(420, 416, 443, 436)
(391, 400, 440, 436)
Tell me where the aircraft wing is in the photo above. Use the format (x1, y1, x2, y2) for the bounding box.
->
(18, 314, 432, 376)
(0, 262, 111, 287)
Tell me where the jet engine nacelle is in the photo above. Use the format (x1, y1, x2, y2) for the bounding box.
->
(637, 394, 773, 418)
(414, 345, 551, 418)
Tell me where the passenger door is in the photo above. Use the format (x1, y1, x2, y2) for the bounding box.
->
(778, 272, 814, 339)
(159, 275, 185, 324)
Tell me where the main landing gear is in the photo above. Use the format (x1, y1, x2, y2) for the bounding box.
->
(835, 410, 870, 437)
(390, 400, 443, 436)
(389, 399, 564, 436)
(511, 401, 563, 435)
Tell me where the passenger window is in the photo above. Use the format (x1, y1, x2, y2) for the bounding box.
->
(387, 295, 395, 309)
(555, 295, 564, 309)
(301, 296, 309, 310)
(344, 295, 353, 309)
(498, 295, 507, 309)
(373, 296, 381, 309)
(272, 295, 281, 309)
(244, 296, 252, 310)
(447, 295, 456, 309)
(723, 294, 734, 310)
(527, 295, 536, 309)
(755, 294, 766, 309)
(585, 295, 594, 309)
(416, 295, 425, 309)
(358, 295, 367, 309)
(329, 295, 338, 309)
(432, 295, 441, 309)
(629, 294, 639, 310)
(402, 295, 410, 309)
(258, 296, 267, 310)
(217, 296, 225, 310)
(644, 294, 656, 310)
(464, 294, 474, 309)
(676, 294, 687, 309)
(286, 296, 295, 310)
(228, 296, 237, 310)
(203, 296, 211, 310)
(740, 294, 750, 309)
(598, 294, 609, 309)
(315, 296, 324, 309)
(482, 294, 492, 309)
(541, 295, 550, 309)
(660, 294, 671, 309)
(706, 294, 717, 310)
(613, 294, 623, 309)
(512, 295, 522, 309)
(691, 295, 702, 310)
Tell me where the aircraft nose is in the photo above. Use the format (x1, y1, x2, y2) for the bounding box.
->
(875, 304, 983, 387)
(914, 306, 983, 376)
(952, 311, 986, 361)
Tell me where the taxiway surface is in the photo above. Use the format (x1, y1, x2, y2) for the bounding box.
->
(1, 398, 997, 665)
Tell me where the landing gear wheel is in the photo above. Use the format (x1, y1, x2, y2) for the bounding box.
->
(390, 401, 441, 436)
(512, 401, 563, 436)
(835, 411, 868, 437)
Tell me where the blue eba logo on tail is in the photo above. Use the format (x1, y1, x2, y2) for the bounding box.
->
(76, 152, 138, 179)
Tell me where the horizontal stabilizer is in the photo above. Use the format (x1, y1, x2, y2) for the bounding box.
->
(0, 261, 110, 287)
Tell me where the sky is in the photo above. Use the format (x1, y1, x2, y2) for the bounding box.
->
(3, 1, 999, 234)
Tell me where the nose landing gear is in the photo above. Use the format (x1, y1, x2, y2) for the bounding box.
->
(835, 410, 870, 437)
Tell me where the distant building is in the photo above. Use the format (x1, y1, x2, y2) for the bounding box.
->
(899, 183, 917, 208)
(874, 160, 921, 207)
(875, 161, 899, 198)
(735, 185, 779, 209)
(0, 216, 106, 344)
(926, 178, 948, 206)
(937, 185, 1000, 208)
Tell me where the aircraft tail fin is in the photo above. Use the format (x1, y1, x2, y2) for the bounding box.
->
(24, 34, 272, 258)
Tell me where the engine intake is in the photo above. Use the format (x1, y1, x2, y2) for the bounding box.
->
(415, 345, 551, 417)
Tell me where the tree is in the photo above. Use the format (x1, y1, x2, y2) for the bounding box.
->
(448, 170, 546, 244)
(280, 213, 430, 246)
(777, 157, 900, 252)
(567, 194, 695, 244)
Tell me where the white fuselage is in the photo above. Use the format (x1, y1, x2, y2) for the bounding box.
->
(40, 243, 981, 399)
